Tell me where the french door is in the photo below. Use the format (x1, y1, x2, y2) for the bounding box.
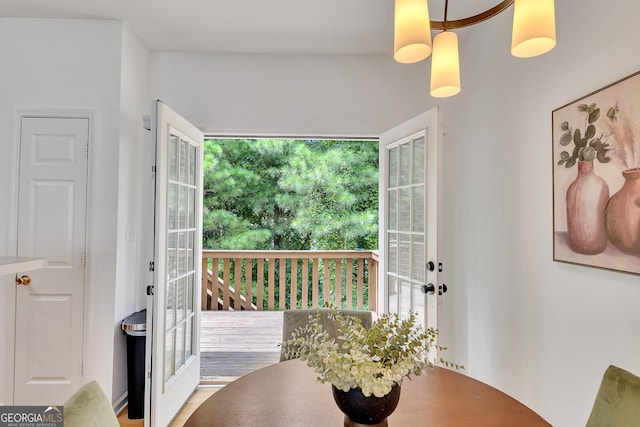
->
(379, 108, 442, 330)
(147, 101, 203, 427)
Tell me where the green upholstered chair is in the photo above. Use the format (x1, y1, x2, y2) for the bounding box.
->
(586, 365, 640, 427)
(280, 308, 373, 362)
(63, 380, 120, 427)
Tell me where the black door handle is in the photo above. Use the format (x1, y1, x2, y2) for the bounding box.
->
(421, 283, 448, 295)
(421, 283, 435, 295)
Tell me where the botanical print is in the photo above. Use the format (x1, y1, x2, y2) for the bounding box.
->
(553, 70, 640, 275)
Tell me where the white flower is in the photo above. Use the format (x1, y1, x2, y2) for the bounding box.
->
(282, 310, 453, 397)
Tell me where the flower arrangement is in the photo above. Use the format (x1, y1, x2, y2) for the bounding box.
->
(603, 102, 640, 170)
(282, 309, 461, 398)
(557, 102, 612, 168)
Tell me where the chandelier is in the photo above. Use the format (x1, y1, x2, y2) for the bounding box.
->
(394, 0, 556, 97)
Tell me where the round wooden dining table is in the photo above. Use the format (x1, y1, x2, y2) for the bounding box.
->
(184, 359, 551, 426)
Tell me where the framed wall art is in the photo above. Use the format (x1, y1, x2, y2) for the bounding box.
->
(553, 70, 640, 275)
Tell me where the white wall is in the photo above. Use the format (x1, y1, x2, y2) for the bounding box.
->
(149, 1, 640, 425)
(0, 18, 149, 406)
(437, 0, 640, 425)
(112, 25, 152, 407)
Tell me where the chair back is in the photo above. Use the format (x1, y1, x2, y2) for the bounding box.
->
(63, 380, 120, 427)
(586, 365, 640, 427)
(280, 309, 372, 362)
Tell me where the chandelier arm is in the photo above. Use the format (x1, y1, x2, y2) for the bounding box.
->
(430, 0, 515, 30)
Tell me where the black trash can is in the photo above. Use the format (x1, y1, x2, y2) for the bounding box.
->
(121, 309, 147, 419)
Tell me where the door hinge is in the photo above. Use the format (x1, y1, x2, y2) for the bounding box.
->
(147, 285, 154, 296)
(82, 253, 86, 266)
(151, 165, 156, 179)
(85, 144, 89, 158)
(149, 261, 155, 272)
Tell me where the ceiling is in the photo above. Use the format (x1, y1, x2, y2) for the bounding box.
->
(2, 0, 505, 55)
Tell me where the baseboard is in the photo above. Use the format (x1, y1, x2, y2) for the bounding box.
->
(113, 391, 128, 415)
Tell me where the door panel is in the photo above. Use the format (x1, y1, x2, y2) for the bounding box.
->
(14, 117, 88, 404)
(149, 101, 203, 427)
(379, 108, 442, 331)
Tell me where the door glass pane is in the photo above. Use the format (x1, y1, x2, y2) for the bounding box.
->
(412, 234, 425, 281)
(188, 188, 195, 228)
(187, 231, 195, 271)
(187, 275, 194, 314)
(179, 138, 188, 184)
(178, 231, 187, 275)
(387, 232, 398, 274)
(165, 135, 199, 383)
(399, 188, 410, 231)
(412, 186, 424, 233)
(399, 144, 410, 186)
(176, 322, 185, 369)
(399, 279, 411, 317)
(166, 279, 176, 329)
(185, 318, 193, 357)
(168, 232, 177, 279)
(189, 145, 196, 186)
(386, 135, 428, 318)
(413, 136, 425, 184)
(389, 147, 398, 187)
(165, 330, 175, 380)
(388, 190, 397, 230)
(168, 183, 177, 230)
(412, 284, 426, 327)
(169, 136, 178, 181)
(176, 277, 185, 323)
(388, 276, 398, 314)
(179, 185, 187, 229)
(399, 233, 410, 277)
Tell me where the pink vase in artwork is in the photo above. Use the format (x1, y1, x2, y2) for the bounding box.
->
(604, 168, 640, 255)
(565, 160, 610, 254)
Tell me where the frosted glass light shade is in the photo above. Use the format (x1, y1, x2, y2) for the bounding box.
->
(430, 31, 460, 98)
(511, 0, 556, 58)
(394, 0, 432, 64)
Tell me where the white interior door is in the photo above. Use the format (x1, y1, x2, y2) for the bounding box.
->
(379, 108, 442, 331)
(14, 116, 89, 404)
(148, 101, 203, 427)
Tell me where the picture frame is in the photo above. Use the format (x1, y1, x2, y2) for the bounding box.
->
(552, 70, 640, 275)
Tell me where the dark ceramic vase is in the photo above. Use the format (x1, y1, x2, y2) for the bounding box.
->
(332, 384, 401, 426)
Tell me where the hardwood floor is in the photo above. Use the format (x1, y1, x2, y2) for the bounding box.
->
(117, 386, 220, 427)
(118, 310, 283, 425)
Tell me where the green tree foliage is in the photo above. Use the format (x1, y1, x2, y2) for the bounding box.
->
(203, 139, 378, 250)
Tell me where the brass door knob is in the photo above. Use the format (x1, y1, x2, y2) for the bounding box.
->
(15, 275, 31, 286)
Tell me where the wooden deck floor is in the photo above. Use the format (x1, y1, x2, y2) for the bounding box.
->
(199, 311, 283, 381)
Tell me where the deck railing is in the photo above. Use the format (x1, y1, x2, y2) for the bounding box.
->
(201, 250, 378, 312)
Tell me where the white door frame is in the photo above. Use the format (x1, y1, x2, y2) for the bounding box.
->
(148, 101, 203, 427)
(377, 107, 443, 329)
(6, 108, 95, 404)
